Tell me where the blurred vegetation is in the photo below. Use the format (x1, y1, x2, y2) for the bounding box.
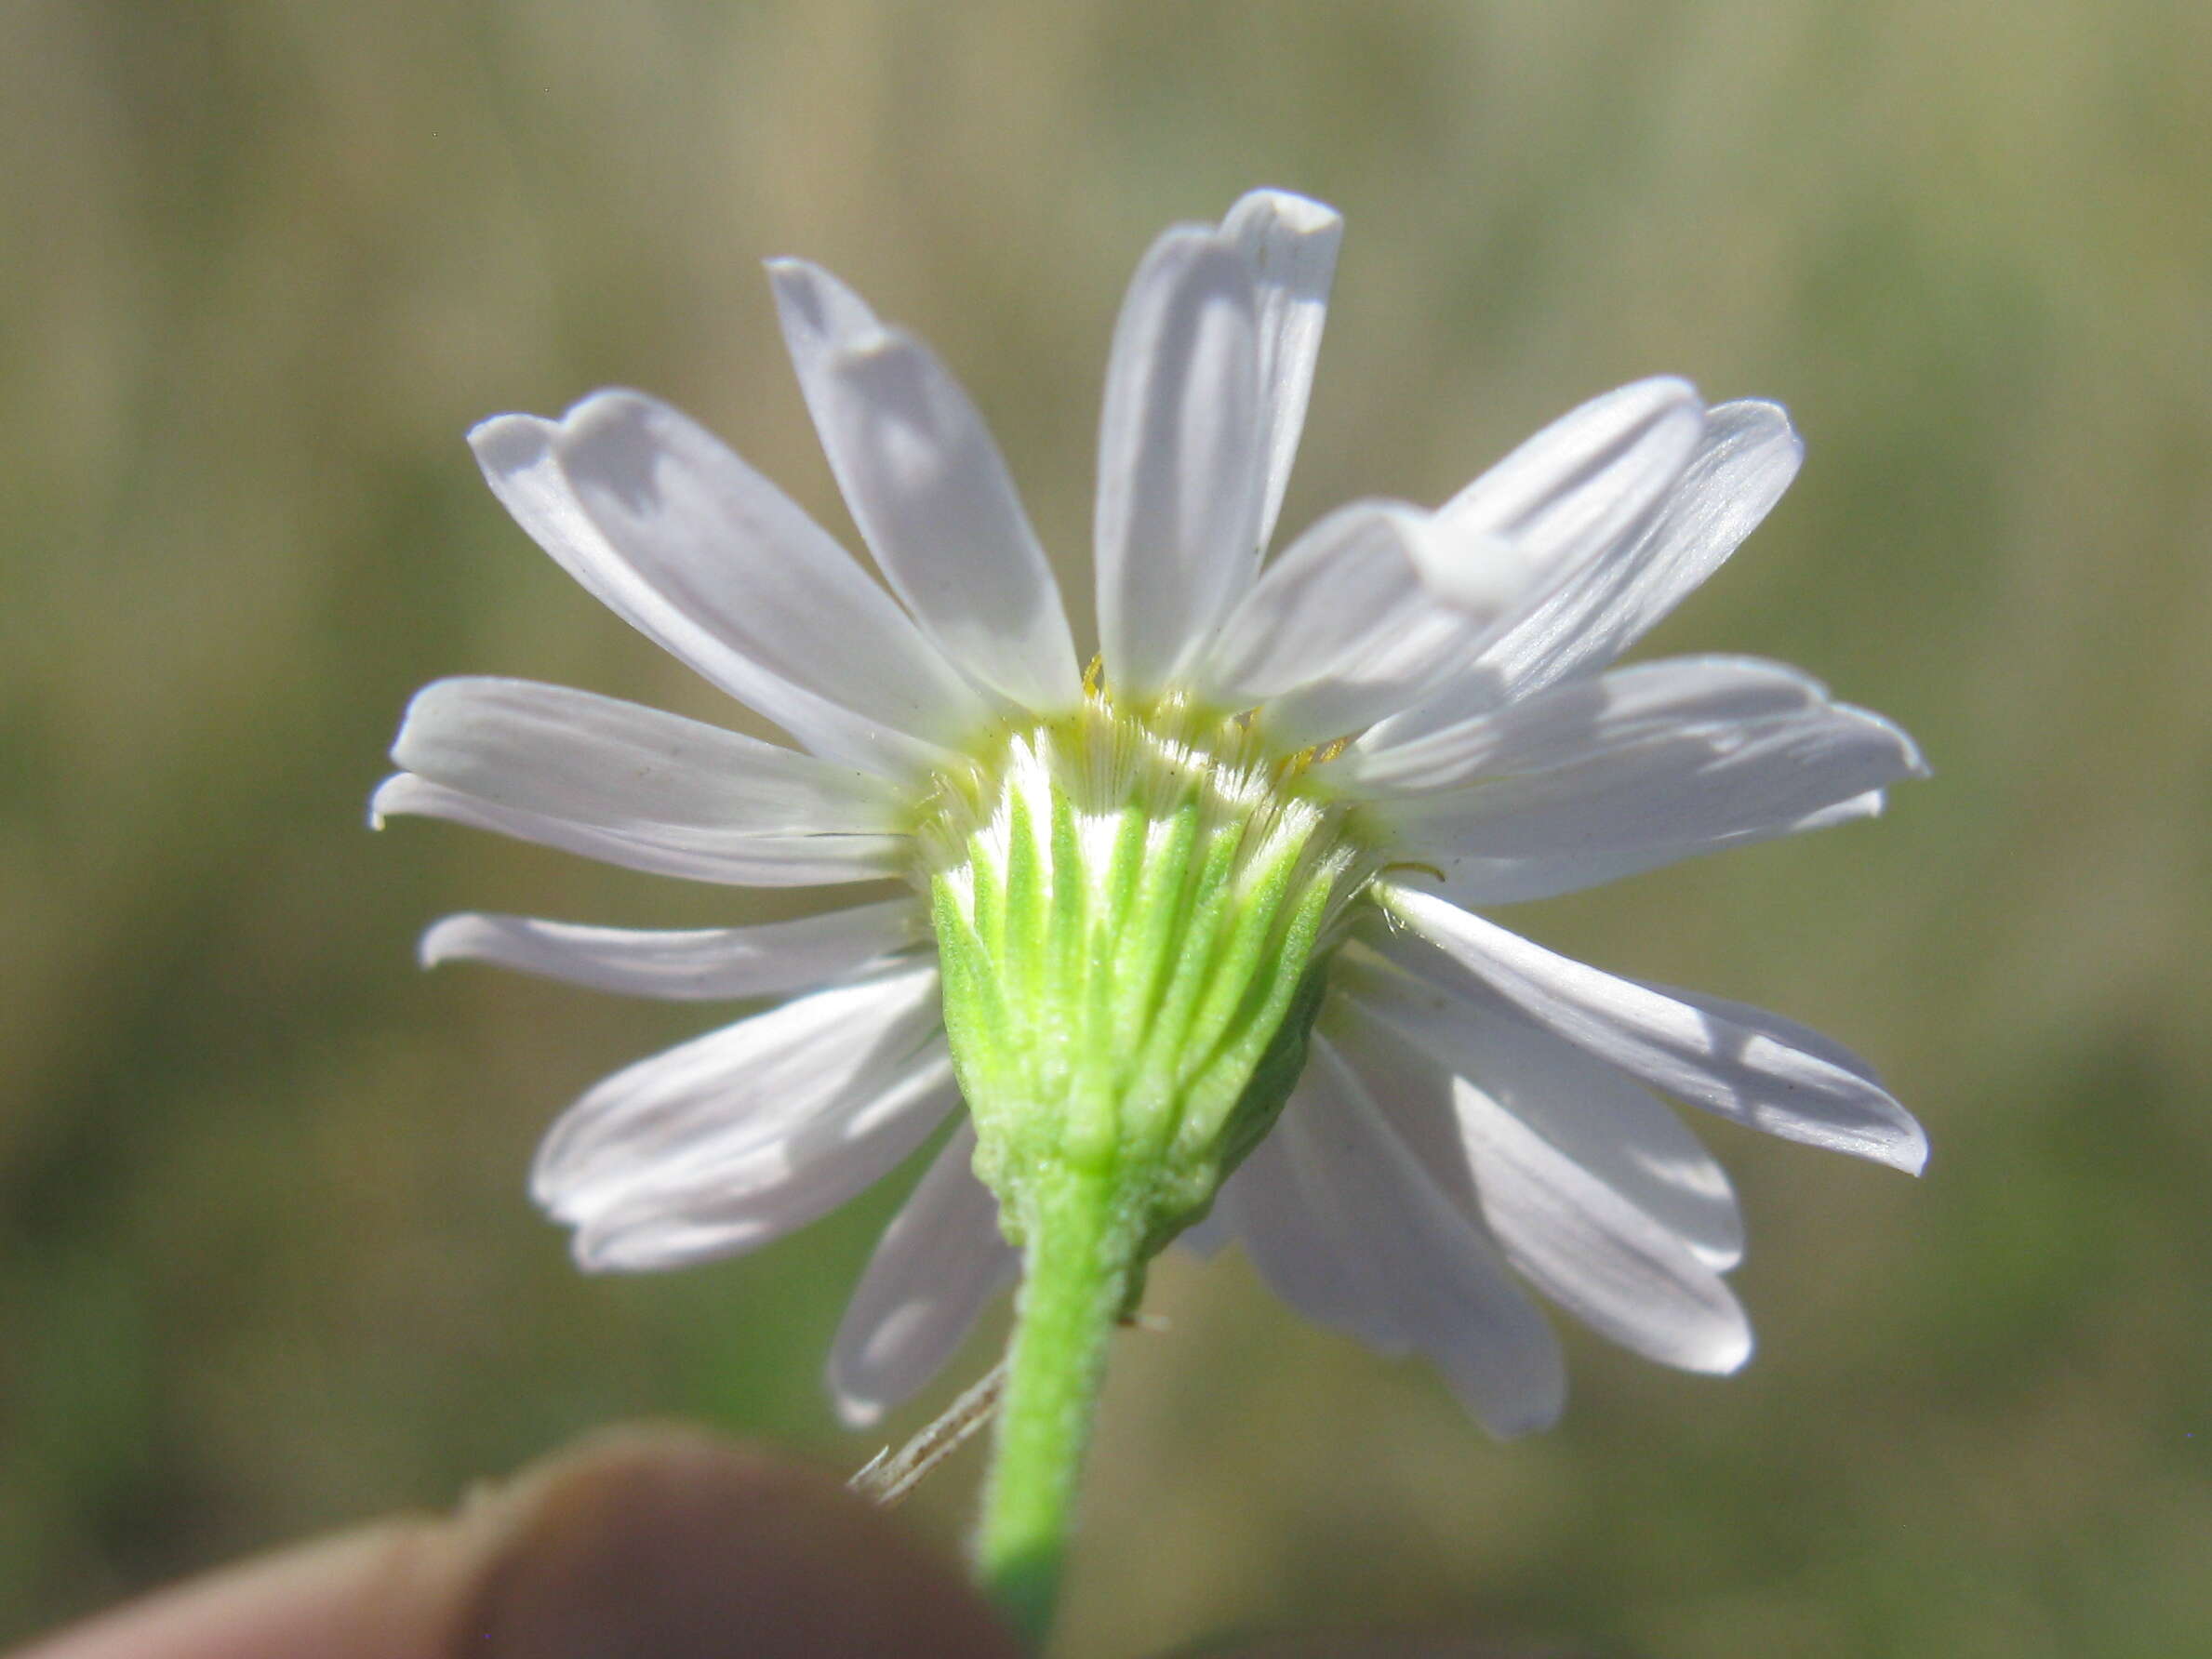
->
(4, 1, 2209, 1653)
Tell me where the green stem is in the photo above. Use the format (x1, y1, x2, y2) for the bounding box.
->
(974, 1164, 1134, 1650)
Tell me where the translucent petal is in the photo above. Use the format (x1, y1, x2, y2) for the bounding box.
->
(573, 1049, 957, 1272)
(547, 392, 996, 764)
(770, 260, 1082, 712)
(420, 897, 926, 1002)
(1377, 400, 1800, 745)
(1335, 942, 1744, 1270)
(1476, 399, 1806, 700)
(1094, 228, 1264, 696)
(390, 676, 899, 834)
(827, 1121, 1018, 1427)
(1414, 378, 1706, 617)
(370, 774, 902, 888)
(1193, 501, 1517, 750)
(1220, 189, 1343, 551)
(1378, 885, 1928, 1172)
(1326, 1005, 1749, 1370)
(1406, 792, 1890, 909)
(1374, 673, 1925, 863)
(532, 964, 955, 1270)
(1447, 1072, 1750, 1371)
(1342, 655, 1831, 794)
(471, 412, 939, 777)
(1221, 1038, 1567, 1437)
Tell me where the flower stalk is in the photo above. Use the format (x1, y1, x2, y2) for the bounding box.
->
(973, 1164, 1139, 1645)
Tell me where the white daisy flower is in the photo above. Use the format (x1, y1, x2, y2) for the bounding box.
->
(379, 189, 1924, 1605)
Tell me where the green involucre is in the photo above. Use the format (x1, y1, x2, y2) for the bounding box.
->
(921, 690, 1378, 1277)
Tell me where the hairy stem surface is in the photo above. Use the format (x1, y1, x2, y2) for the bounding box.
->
(973, 1166, 1136, 1647)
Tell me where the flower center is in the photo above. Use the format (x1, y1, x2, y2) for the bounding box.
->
(917, 687, 1383, 1263)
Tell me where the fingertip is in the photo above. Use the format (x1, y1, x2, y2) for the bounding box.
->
(13, 1520, 470, 1659)
(455, 1427, 1022, 1659)
(18, 1428, 1020, 1659)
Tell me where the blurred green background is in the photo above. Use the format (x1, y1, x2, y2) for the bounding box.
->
(5, 1, 2209, 1653)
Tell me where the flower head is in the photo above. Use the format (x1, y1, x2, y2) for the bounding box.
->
(379, 189, 1926, 1442)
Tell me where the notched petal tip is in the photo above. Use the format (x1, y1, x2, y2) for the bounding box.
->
(545, 390, 690, 517)
(1886, 1114, 1933, 1177)
(1705, 1321, 1757, 1377)
(531, 1157, 580, 1220)
(1895, 727, 1935, 782)
(765, 256, 858, 306)
(466, 409, 555, 468)
(1829, 699, 1933, 783)
(1712, 394, 1802, 443)
(556, 385, 660, 438)
(366, 771, 417, 830)
(1230, 190, 1344, 252)
(767, 256, 884, 352)
(384, 674, 483, 765)
(1226, 186, 1343, 233)
(1824, 1098, 1929, 1175)
(417, 911, 489, 971)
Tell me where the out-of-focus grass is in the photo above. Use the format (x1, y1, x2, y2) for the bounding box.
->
(4, 2, 2209, 1653)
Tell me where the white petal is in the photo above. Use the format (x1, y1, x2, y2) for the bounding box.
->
(1094, 228, 1264, 696)
(369, 774, 903, 887)
(1372, 672, 1925, 865)
(1220, 189, 1342, 551)
(1334, 942, 1743, 1270)
(1415, 378, 1706, 617)
(532, 964, 955, 1269)
(1400, 792, 1892, 909)
(1447, 1075, 1750, 1371)
(1632, 978, 1888, 1087)
(391, 676, 900, 834)
(1323, 1003, 1748, 1370)
(544, 392, 998, 766)
(574, 1047, 959, 1272)
(1380, 401, 1802, 747)
(827, 1121, 1018, 1427)
(1344, 655, 1828, 794)
(420, 896, 926, 1002)
(1193, 501, 1507, 750)
(1476, 399, 1805, 701)
(1378, 885, 1928, 1173)
(535, 962, 939, 1209)
(1343, 656, 1922, 907)
(770, 262, 1082, 712)
(1223, 1039, 1567, 1437)
(1218, 1114, 1391, 1342)
(471, 412, 939, 777)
